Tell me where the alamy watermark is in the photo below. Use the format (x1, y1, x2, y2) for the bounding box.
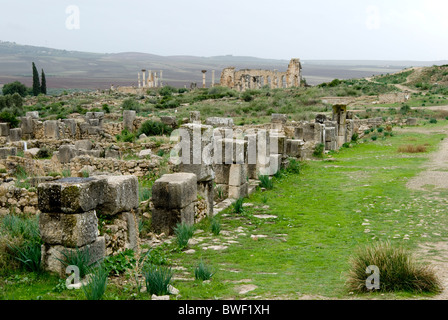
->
(366, 265, 380, 290)
(65, 5, 80, 30)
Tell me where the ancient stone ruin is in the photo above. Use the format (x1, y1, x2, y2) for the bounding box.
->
(220, 58, 303, 91)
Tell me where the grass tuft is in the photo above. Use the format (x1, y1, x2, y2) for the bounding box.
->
(174, 222, 195, 250)
(346, 242, 441, 293)
(143, 264, 173, 296)
(194, 260, 215, 281)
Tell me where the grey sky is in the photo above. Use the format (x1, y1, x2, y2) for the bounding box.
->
(0, 0, 447, 61)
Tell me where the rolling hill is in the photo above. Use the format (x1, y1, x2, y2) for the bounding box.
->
(0, 41, 446, 90)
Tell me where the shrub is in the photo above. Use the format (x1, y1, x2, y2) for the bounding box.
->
(121, 98, 140, 112)
(429, 118, 438, 124)
(397, 144, 427, 153)
(143, 264, 173, 296)
(364, 129, 371, 135)
(233, 198, 245, 214)
(400, 105, 411, 114)
(258, 175, 273, 190)
(351, 133, 359, 142)
(377, 127, 384, 133)
(8, 241, 42, 273)
(313, 143, 325, 158)
(210, 218, 221, 236)
(174, 222, 195, 250)
(241, 91, 254, 102)
(82, 264, 108, 300)
(104, 249, 136, 276)
(286, 158, 301, 174)
(116, 129, 136, 143)
(371, 135, 378, 141)
(36, 147, 52, 159)
(138, 120, 173, 137)
(346, 242, 441, 293)
(194, 260, 215, 281)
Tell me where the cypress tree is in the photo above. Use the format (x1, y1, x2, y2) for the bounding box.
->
(32, 62, 41, 96)
(41, 69, 47, 95)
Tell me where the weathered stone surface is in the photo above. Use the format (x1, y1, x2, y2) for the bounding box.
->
(190, 111, 201, 123)
(0, 123, 10, 136)
(0, 147, 17, 159)
(269, 154, 282, 176)
(271, 114, 287, 124)
(105, 148, 121, 159)
(96, 175, 139, 215)
(213, 164, 230, 184)
(20, 116, 34, 135)
(58, 145, 78, 164)
(205, 117, 234, 128)
(160, 116, 177, 128)
(406, 118, 418, 126)
(197, 180, 214, 217)
(152, 173, 197, 209)
(123, 110, 136, 132)
(138, 149, 152, 158)
(75, 140, 93, 151)
(286, 139, 304, 158)
(228, 164, 248, 186)
(26, 111, 39, 119)
(41, 236, 105, 276)
(228, 183, 248, 199)
(9, 128, 22, 142)
(62, 119, 77, 137)
(214, 138, 247, 164)
(39, 211, 98, 248)
(44, 120, 60, 139)
(152, 202, 195, 235)
(38, 177, 106, 214)
(77, 149, 101, 158)
(270, 134, 286, 155)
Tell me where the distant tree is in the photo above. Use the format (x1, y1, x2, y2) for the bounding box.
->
(41, 69, 47, 95)
(2, 81, 28, 97)
(32, 62, 41, 96)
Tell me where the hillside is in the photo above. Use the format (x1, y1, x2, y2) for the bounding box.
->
(1, 41, 447, 90)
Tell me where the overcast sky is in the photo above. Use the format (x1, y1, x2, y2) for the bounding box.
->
(0, 0, 447, 61)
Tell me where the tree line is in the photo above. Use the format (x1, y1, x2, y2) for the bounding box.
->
(1, 62, 47, 97)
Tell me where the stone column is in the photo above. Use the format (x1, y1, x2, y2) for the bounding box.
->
(141, 69, 146, 88)
(160, 70, 163, 87)
(211, 70, 215, 87)
(202, 70, 207, 88)
(123, 110, 136, 132)
(138, 72, 141, 88)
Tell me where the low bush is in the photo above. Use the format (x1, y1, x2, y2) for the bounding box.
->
(138, 120, 173, 137)
(313, 143, 325, 158)
(346, 242, 441, 293)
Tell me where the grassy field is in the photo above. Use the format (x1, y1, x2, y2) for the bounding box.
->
(1, 124, 447, 300)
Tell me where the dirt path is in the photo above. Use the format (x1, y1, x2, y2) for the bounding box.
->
(405, 124, 448, 299)
(406, 125, 448, 191)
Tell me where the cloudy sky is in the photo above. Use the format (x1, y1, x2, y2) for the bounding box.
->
(0, 0, 447, 61)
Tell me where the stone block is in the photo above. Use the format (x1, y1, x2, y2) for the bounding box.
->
(151, 203, 195, 235)
(77, 149, 101, 158)
(197, 180, 214, 217)
(286, 139, 304, 158)
(26, 111, 39, 119)
(9, 128, 22, 142)
(123, 110, 136, 132)
(62, 119, 77, 138)
(228, 164, 248, 186)
(96, 175, 139, 216)
(205, 117, 234, 128)
(41, 236, 105, 276)
(270, 134, 286, 155)
(228, 183, 248, 199)
(190, 111, 201, 123)
(58, 145, 79, 164)
(75, 140, 93, 151)
(105, 148, 121, 159)
(44, 120, 60, 139)
(152, 173, 197, 209)
(214, 138, 247, 164)
(269, 154, 282, 176)
(160, 116, 178, 128)
(0, 147, 17, 159)
(213, 164, 230, 184)
(20, 116, 34, 135)
(271, 114, 287, 124)
(38, 177, 106, 214)
(0, 123, 10, 136)
(39, 211, 98, 248)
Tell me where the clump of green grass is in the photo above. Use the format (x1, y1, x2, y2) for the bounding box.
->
(62, 168, 71, 178)
(258, 175, 273, 190)
(313, 143, 325, 158)
(139, 186, 151, 202)
(346, 242, 441, 293)
(194, 260, 215, 281)
(174, 222, 195, 250)
(210, 218, 221, 236)
(143, 264, 173, 296)
(371, 135, 378, 141)
(233, 197, 245, 214)
(286, 158, 301, 174)
(82, 264, 108, 300)
(57, 247, 92, 279)
(429, 118, 438, 124)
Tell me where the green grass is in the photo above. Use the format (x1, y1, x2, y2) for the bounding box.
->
(2, 126, 448, 300)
